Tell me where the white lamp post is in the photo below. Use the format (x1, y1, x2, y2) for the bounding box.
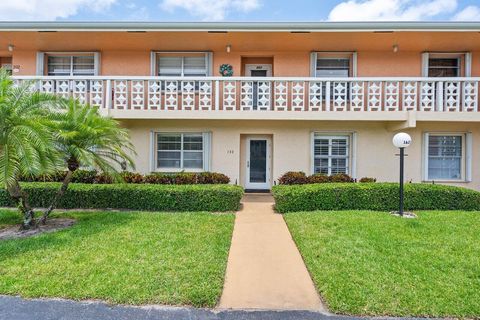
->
(392, 133, 412, 216)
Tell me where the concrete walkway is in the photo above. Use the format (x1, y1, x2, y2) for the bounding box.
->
(218, 194, 325, 311)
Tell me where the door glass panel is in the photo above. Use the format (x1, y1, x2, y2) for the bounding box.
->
(251, 70, 268, 77)
(249, 140, 267, 183)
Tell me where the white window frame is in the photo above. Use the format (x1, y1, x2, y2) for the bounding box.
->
(311, 132, 356, 177)
(151, 51, 213, 77)
(36, 51, 100, 76)
(310, 51, 357, 77)
(153, 132, 211, 172)
(422, 52, 472, 77)
(423, 132, 472, 182)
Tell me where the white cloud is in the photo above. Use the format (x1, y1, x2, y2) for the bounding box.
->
(0, 0, 117, 21)
(452, 5, 480, 21)
(328, 0, 458, 21)
(160, 0, 261, 21)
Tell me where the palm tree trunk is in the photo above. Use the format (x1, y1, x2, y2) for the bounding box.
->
(39, 170, 73, 225)
(7, 181, 36, 230)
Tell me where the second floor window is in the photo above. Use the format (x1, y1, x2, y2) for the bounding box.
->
(316, 58, 351, 77)
(423, 52, 471, 77)
(428, 58, 460, 77)
(312, 52, 356, 78)
(157, 53, 209, 77)
(47, 55, 95, 76)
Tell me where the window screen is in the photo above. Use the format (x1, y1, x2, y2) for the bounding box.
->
(157, 54, 208, 77)
(157, 133, 204, 170)
(47, 55, 95, 76)
(427, 135, 462, 180)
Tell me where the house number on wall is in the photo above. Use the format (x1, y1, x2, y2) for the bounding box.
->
(227, 150, 234, 154)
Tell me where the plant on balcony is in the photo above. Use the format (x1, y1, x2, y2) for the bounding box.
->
(219, 64, 233, 77)
(37, 99, 135, 225)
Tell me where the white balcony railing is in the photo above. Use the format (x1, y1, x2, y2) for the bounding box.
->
(12, 76, 480, 113)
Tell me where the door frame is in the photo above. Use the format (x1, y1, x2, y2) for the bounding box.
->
(245, 135, 272, 190)
(244, 64, 273, 77)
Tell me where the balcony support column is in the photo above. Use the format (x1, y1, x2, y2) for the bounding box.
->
(387, 111, 417, 131)
(105, 79, 112, 116)
(436, 81, 444, 112)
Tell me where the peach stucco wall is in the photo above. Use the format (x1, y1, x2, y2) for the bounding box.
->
(13, 49, 478, 77)
(357, 51, 422, 76)
(101, 51, 151, 75)
(122, 119, 480, 190)
(3, 30, 479, 77)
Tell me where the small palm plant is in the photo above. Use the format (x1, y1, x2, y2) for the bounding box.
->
(38, 99, 135, 224)
(0, 68, 62, 229)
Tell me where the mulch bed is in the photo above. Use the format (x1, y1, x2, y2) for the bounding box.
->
(0, 218, 76, 241)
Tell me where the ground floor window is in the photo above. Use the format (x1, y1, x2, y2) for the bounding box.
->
(313, 135, 349, 175)
(425, 134, 464, 180)
(156, 133, 204, 170)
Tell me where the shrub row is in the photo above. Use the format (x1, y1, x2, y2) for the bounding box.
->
(278, 172, 376, 185)
(272, 183, 480, 213)
(21, 170, 230, 185)
(0, 183, 243, 212)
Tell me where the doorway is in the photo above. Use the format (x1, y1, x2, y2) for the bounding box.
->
(244, 64, 273, 77)
(244, 135, 272, 190)
(241, 56, 273, 77)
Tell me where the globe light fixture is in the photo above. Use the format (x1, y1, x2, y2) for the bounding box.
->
(392, 132, 412, 216)
(393, 132, 411, 148)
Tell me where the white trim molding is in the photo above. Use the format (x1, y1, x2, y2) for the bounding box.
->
(149, 130, 155, 172)
(36, 52, 45, 75)
(3, 21, 480, 32)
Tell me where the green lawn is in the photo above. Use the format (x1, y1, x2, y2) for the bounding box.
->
(284, 210, 480, 317)
(0, 209, 234, 307)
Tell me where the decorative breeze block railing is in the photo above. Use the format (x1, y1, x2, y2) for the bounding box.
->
(13, 76, 480, 113)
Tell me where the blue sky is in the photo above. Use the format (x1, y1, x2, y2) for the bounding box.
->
(0, 0, 479, 22)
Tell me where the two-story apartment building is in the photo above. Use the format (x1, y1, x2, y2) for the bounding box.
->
(1, 21, 480, 190)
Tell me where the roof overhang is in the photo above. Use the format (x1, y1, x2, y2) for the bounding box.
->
(0, 21, 479, 32)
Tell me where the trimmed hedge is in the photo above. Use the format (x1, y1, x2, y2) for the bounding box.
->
(0, 183, 244, 212)
(278, 171, 355, 185)
(20, 171, 231, 185)
(272, 183, 480, 213)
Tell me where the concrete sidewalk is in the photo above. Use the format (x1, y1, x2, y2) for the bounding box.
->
(218, 194, 325, 311)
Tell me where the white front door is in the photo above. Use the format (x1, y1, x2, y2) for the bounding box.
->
(245, 136, 271, 190)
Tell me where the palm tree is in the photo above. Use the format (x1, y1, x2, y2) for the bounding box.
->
(39, 99, 136, 224)
(0, 68, 62, 229)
